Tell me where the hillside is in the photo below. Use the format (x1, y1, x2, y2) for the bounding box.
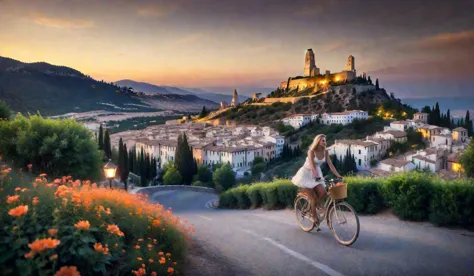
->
(0, 57, 219, 116)
(115, 79, 249, 104)
(216, 85, 416, 127)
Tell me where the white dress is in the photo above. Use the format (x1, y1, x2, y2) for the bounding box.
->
(292, 151, 326, 189)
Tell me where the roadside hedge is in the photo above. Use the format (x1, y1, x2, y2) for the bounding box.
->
(219, 172, 474, 229)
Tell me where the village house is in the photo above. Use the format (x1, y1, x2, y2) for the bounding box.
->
(373, 130, 407, 143)
(446, 152, 463, 174)
(366, 136, 392, 159)
(379, 158, 416, 173)
(280, 114, 314, 129)
(413, 112, 429, 124)
(320, 110, 368, 125)
(384, 121, 409, 132)
(328, 139, 379, 170)
(452, 127, 468, 143)
(430, 133, 453, 150)
(408, 147, 448, 173)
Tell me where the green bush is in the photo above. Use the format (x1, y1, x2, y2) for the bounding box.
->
(274, 179, 297, 208)
(429, 179, 474, 228)
(218, 190, 236, 208)
(232, 185, 251, 209)
(382, 172, 434, 221)
(212, 164, 235, 192)
(163, 166, 182, 185)
(0, 100, 11, 120)
(260, 183, 279, 209)
(345, 177, 386, 214)
(0, 114, 101, 180)
(247, 183, 265, 208)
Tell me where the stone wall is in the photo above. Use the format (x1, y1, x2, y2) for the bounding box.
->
(263, 97, 300, 104)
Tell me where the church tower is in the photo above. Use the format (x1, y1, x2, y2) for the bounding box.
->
(231, 89, 239, 107)
(346, 55, 355, 72)
(304, 49, 316, 77)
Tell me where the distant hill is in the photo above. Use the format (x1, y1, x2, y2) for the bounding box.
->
(115, 79, 249, 104)
(0, 57, 218, 116)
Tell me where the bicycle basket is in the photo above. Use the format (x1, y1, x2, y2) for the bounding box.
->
(329, 183, 347, 200)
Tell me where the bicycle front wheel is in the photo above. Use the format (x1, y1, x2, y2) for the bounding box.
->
(294, 196, 315, 232)
(328, 201, 360, 246)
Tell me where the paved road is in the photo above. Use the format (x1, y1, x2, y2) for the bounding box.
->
(151, 190, 474, 276)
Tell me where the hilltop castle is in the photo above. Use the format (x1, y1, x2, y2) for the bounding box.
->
(280, 49, 356, 91)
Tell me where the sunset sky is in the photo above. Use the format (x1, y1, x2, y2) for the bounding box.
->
(1, 0, 473, 98)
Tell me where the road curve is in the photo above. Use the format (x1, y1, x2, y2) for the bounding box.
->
(151, 190, 474, 276)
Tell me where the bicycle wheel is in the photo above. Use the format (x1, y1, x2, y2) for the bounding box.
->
(328, 201, 360, 246)
(294, 196, 315, 232)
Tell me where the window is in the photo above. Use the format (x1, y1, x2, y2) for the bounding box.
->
(358, 159, 361, 166)
(359, 150, 361, 154)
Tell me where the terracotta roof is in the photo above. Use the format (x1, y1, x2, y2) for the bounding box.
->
(447, 152, 462, 163)
(453, 127, 467, 132)
(380, 158, 412, 168)
(335, 139, 378, 147)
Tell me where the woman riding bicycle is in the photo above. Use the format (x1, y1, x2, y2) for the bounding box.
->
(291, 134, 342, 222)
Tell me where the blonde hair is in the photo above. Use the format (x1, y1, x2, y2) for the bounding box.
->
(308, 134, 326, 155)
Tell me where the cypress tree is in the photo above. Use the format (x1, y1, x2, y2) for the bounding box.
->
(98, 124, 104, 150)
(140, 147, 146, 186)
(375, 78, 379, 90)
(104, 130, 112, 159)
(465, 110, 473, 136)
(446, 109, 451, 129)
(122, 144, 129, 190)
(117, 138, 124, 180)
(128, 148, 134, 176)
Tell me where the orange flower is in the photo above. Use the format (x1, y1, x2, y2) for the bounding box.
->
(49, 228, 58, 236)
(7, 195, 19, 204)
(159, 257, 166, 264)
(168, 267, 174, 274)
(21, 188, 28, 192)
(158, 252, 164, 256)
(28, 238, 61, 253)
(13, 226, 18, 231)
(172, 262, 177, 266)
(107, 224, 124, 236)
(147, 244, 153, 249)
(137, 257, 143, 261)
(15, 187, 21, 192)
(39, 173, 47, 177)
(55, 266, 81, 276)
(27, 164, 33, 169)
(151, 272, 157, 276)
(74, 220, 90, 230)
(54, 179, 61, 184)
(148, 259, 154, 263)
(114, 243, 118, 248)
(135, 245, 140, 249)
(94, 243, 109, 255)
(32, 197, 40, 205)
(132, 268, 146, 276)
(137, 238, 144, 242)
(50, 254, 58, 260)
(152, 219, 161, 227)
(8, 205, 28, 217)
(55, 185, 71, 198)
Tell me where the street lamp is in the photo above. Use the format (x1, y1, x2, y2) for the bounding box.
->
(103, 159, 117, 189)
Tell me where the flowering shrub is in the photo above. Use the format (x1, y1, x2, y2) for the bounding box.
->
(0, 167, 194, 275)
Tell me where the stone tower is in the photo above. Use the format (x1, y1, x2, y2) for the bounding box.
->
(304, 49, 316, 77)
(231, 89, 239, 107)
(346, 55, 355, 71)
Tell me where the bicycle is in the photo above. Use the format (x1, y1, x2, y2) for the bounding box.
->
(294, 177, 360, 246)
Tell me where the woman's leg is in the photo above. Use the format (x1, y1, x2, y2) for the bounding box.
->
(304, 188, 317, 219)
(313, 184, 328, 214)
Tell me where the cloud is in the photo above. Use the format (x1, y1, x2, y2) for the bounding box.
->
(32, 14, 94, 29)
(175, 33, 203, 44)
(136, 4, 178, 18)
(414, 30, 474, 50)
(323, 41, 344, 52)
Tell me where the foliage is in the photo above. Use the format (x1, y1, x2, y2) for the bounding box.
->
(219, 172, 474, 229)
(103, 130, 112, 160)
(212, 163, 235, 192)
(174, 134, 196, 184)
(460, 138, 474, 178)
(163, 166, 182, 185)
(0, 99, 11, 120)
(0, 114, 101, 180)
(198, 106, 208, 119)
(105, 115, 180, 134)
(195, 165, 213, 186)
(98, 124, 104, 151)
(0, 168, 192, 275)
(117, 138, 130, 190)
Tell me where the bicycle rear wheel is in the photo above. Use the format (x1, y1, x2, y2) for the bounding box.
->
(328, 201, 360, 246)
(294, 196, 315, 232)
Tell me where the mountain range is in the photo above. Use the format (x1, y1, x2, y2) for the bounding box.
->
(0, 56, 219, 116)
(114, 79, 249, 104)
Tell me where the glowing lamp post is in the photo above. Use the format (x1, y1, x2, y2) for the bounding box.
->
(103, 159, 117, 189)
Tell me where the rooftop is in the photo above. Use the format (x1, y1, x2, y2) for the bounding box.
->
(335, 139, 378, 147)
(377, 130, 407, 138)
(380, 158, 412, 168)
(447, 152, 462, 163)
(453, 127, 467, 132)
(412, 155, 436, 164)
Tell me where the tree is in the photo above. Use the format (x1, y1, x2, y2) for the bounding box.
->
(140, 147, 146, 186)
(117, 138, 124, 183)
(128, 148, 134, 177)
(198, 106, 208, 118)
(465, 110, 473, 136)
(122, 144, 129, 190)
(196, 165, 213, 184)
(104, 130, 112, 159)
(212, 163, 235, 192)
(163, 166, 183, 185)
(174, 133, 195, 184)
(367, 76, 373, 85)
(0, 100, 11, 120)
(98, 124, 104, 150)
(375, 78, 379, 90)
(460, 138, 474, 177)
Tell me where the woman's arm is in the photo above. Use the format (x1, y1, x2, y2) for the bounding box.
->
(326, 150, 342, 178)
(308, 150, 320, 178)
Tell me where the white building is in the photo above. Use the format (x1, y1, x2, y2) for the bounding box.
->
(366, 136, 392, 159)
(328, 139, 379, 170)
(261, 135, 285, 157)
(385, 121, 409, 132)
(379, 158, 416, 173)
(320, 110, 368, 125)
(413, 112, 429, 124)
(281, 114, 314, 129)
(373, 130, 407, 143)
(408, 147, 448, 173)
(430, 134, 453, 150)
(452, 127, 468, 143)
